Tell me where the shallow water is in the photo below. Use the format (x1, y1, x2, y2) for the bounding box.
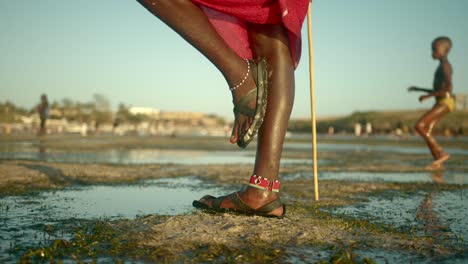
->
(2, 139, 468, 165)
(286, 142, 468, 156)
(327, 189, 468, 249)
(1, 139, 467, 165)
(284, 246, 459, 264)
(0, 177, 232, 263)
(0, 144, 309, 165)
(284, 171, 468, 185)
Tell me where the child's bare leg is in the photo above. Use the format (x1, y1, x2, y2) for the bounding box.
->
(137, 0, 256, 142)
(415, 104, 451, 162)
(198, 24, 294, 216)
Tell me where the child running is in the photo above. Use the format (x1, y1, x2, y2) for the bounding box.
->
(408, 37, 455, 170)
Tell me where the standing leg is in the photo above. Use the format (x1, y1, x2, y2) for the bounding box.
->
(39, 118, 46, 136)
(415, 104, 451, 162)
(137, 0, 257, 142)
(197, 24, 294, 217)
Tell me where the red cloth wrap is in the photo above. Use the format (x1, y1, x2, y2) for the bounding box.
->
(190, 0, 310, 68)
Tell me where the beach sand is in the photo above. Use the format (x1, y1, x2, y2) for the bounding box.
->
(1, 134, 467, 263)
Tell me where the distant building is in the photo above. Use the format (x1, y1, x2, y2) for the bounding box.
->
(159, 111, 205, 121)
(129, 107, 161, 118)
(128, 107, 222, 127)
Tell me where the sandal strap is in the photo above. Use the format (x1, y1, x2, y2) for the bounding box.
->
(256, 199, 284, 214)
(211, 195, 227, 209)
(200, 195, 216, 201)
(228, 192, 283, 215)
(227, 192, 253, 212)
(233, 88, 257, 117)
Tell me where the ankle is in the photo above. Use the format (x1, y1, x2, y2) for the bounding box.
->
(227, 59, 255, 95)
(243, 175, 280, 200)
(229, 59, 250, 91)
(244, 186, 279, 200)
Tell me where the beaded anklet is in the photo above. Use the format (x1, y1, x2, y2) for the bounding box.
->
(248, 175, 280, 193)
(230, 59, 250, 91)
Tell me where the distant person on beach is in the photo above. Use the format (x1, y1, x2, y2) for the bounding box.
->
(112, 118, 120, 135)
(36, 94, 49, 136)
(364, 122, 372, 136)
(408, 36, 455, 170)
(354, 123, 362, 137)
(137, 0, 310, 217)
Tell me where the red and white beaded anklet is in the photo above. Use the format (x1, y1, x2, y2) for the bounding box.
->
(248, 175, 280, 192)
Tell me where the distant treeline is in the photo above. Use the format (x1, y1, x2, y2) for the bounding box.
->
(0, 97, 224, 126)
(0, 94, 114, 124)
(289, 110, 468, 135)
(0, 102, 29, 123)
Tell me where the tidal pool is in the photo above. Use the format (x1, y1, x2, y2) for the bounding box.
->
(284, 171, 468, 185)
(326, 189, 468, 250)
(285, 142, 468, 156)
(0, 177, 233, 263)
(284, 247, 452, 264)
(0, 147, 309, 165)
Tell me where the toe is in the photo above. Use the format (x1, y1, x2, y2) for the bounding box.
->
(230, 120, 239, 143)
(198, 196, 214, 207)
(248, 117, 254, 127)
(240, 120, 248, 137)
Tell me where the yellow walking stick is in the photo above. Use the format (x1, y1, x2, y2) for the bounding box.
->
(307, 2, 319, 201)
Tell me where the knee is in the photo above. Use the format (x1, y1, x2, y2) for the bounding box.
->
(415, 122, 426, 135)
(264, 41, 292, 64)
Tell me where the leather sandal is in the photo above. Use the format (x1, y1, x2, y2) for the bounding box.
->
(234, 59, 268, 148)
(192, 175, 285, 218)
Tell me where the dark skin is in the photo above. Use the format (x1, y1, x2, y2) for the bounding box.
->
(408, 39, 453, 167)
(137, 0, 295, 216)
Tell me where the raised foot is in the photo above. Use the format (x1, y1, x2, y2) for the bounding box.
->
(433, 153, 450, 166)
(229, 59, 268, 148)
(425, 163, 445, 171)
(425, 153, 450, 171)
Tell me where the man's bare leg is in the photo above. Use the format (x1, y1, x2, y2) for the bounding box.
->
(197, 24, 294, 217)
(137, 0, 257, 143)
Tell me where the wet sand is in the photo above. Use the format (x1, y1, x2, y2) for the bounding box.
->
(1, 134, 467, 263)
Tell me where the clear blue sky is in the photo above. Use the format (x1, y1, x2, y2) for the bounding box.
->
(1, 0, 467, 119)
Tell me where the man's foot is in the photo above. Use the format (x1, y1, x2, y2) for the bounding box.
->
(193, 186, 285, 218)
(228, 59, 268, 147)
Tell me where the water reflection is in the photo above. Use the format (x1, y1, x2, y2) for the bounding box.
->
(327, 171, 467, 250)
(284, 171, 468, 185)
(0, 177, 233, 262)
(37, 140, 46, 161)
(284, 142, 468, 156)
(415, 172, 449, 242)
(0, 148, 309, 165)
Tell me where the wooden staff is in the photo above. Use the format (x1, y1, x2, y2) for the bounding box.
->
(307, 2, 319, 201)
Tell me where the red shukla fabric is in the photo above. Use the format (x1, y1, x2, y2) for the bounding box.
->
(190, 0, 310, 68)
